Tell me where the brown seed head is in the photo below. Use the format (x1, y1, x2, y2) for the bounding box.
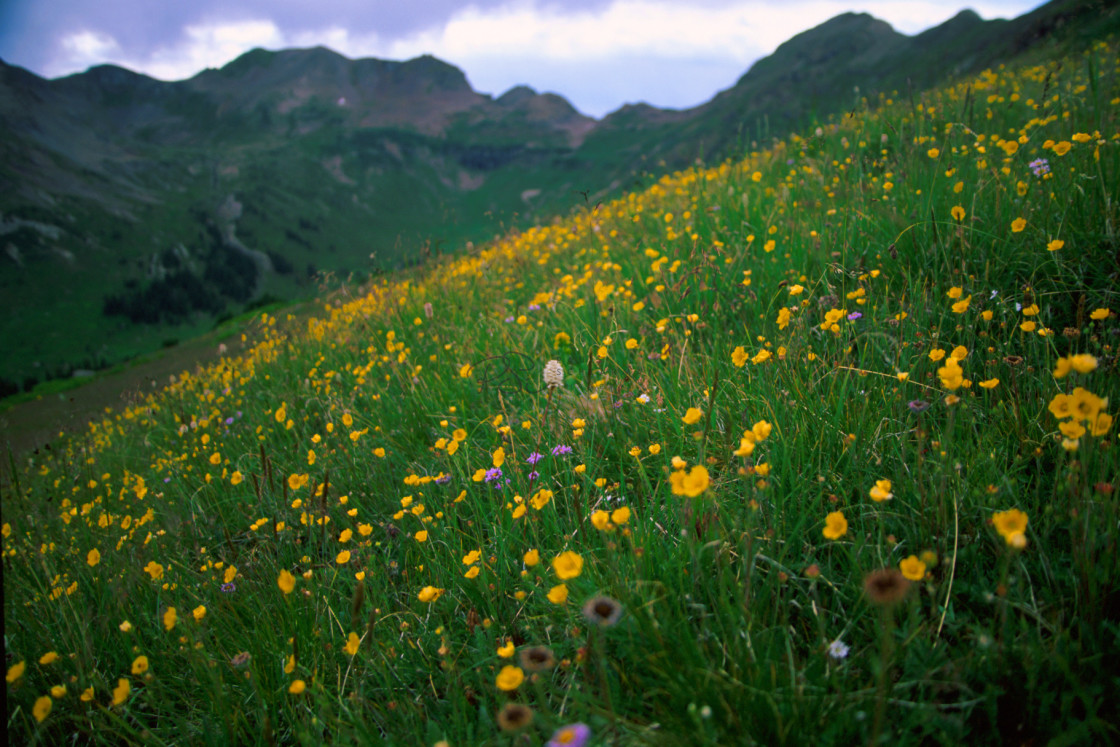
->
(863, 568, 911, 606)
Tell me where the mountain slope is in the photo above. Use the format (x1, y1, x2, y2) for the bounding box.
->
(1, 0, 1116, 395)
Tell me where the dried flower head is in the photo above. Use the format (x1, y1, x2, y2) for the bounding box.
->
(543, 360, 565, 388)
(519, 645, 557, 672)
(581, 595, 624, 627)
(496, 702, 534, 732)
(863, 568, 911, 606)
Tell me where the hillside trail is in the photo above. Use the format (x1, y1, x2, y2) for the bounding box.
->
(0, 328, 248, 479)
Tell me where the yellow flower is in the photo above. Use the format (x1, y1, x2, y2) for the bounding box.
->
(336, 550, 352, 564)
(38, 651, 59, 665)
(1047, 239, 1064, 252)
(1052, 140, 1072, 156)
(1089, 308, 1111, 320)
(731, 346, 748, 368)
(192, 605, 207, 622)
(33, 695, 52, 723)
(414, 530, 428, 543)
(978, 378, 999, 389)
(777, 307, 791, 330)
(277, 569, 297, 595)
(163, 608, 177, 631)
(1011, 217, 1027, 233)
(87, 548, 101, 567)
(822, 511, 847, 540)
(869, 479, 893, 502)
(530, 489, 552, 510)
(751, 349, 772, 364)
(611, 506, 631, 525)
(946, 286, 963, 299)
(951, 295, 972, 314)
(1048, 393, 1074, 419)
(937, 358, 963, 390)
(50, 685, 66, 698)
(523, 549, 540, 567)
(289, 680, 307, 695)
(112, 678, 130, 706)
(459, 363, 473, 378)
(547, 584, 569, 604)
(417, 586, 444, 603)
(80, 687, 94, 702)
(6, 660, 26, 683)
(951, 205, 965, 221)
(1059, 421, 1086, 439)
(1066, 354, 1098, 374)
(131, 655, 149, 675)
(928, 148, 940, 159)
(230, 471, 244, 485)
(1070, 387, 1105, 422)
(682, 407, 703, 425)
(752, 420, 772, 441)
(344, 632, 361, 656)
(928, 348, 946, 362)
(497, 641, 515, 658)
(733, 438, 755, 457)
(1089, 412, 1113, 437)
(992, 508, 1028, 546)
(495, 665, 525, 691)
(590, 510, 611, 530)
(899, 555, 927, 581)
(464, 566, 480, 579)
(552, 551, 584, 580)
(670, 465, 711, 497)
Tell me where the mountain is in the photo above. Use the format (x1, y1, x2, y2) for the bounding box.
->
(1, 0, 1116, 396)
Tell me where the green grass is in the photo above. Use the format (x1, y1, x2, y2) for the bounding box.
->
(4, 40, 1119, 746)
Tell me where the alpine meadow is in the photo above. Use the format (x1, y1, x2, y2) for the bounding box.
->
(4, 12, 1120, 747)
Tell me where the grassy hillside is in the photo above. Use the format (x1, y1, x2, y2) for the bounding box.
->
(3, 37, 1119, 746)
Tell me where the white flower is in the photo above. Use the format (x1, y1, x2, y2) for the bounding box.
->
(828, 639, 850, 660)
(543, 360, 564, 388)
(636, 393, 650, 404)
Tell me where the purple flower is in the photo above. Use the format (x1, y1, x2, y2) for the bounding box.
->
(1029, 158, 1050, 177)
(547, 723, 590, 747)
(828, 639, 850, 659)
(225, 417, 235, 426)
(525, 452, 543, 465)
(527, 471, 539, 481)
(435, 474, 452, 485)
(485, 467, 503, 483)
(528, 304, 541, 311)
(505, 316, 515, 323)
(908, 399, 931, 414)
(550, 444, 572, 456)
(847, 312, 862, 321)
(221, 583, 236, 593)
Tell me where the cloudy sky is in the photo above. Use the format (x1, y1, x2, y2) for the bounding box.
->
(0, 0, 1046, 118)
